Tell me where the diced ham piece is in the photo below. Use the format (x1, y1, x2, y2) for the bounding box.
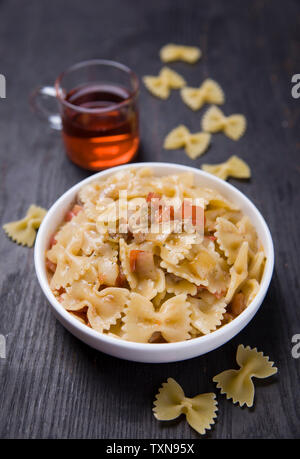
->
(229, 292, 246, 316)
(129, 250, 141, 272)
(49, 233, 57, 249)
(116, 266, 127, 287)
(222, 312, 234, 325)
(65, 204, 83, 222)
(207, 235, 217, 241)
(46, 258, 56, 273)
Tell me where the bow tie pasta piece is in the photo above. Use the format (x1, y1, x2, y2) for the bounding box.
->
(189, 291, 227, 335)
(161, 258, 208, 287)
(153, 378, 218, 435)
(160, 239, 229, 293)
(160, 44, 201, 63)
(160, 232, 201, 265)
(164, 125, 189, 149)
(160, 68, 186, 89)
(202, 105, 247, 140)
(119, 238, 165, 299)
(61, 210, 105, 256)
(215, 215, 258, 265)
(78, 182, 110, 221)
(164, 125, 211, 159)
(181, 79, 225, 111)
(164, 242, 229, 294)
(185, 186, 238, 211)
(47, 222, 96, 290)
(143, 67, 186, 99)
(3, 204, 47, 247)
(202, 156, 251, 181)
(205, 208, 242, 232)
(213, 345, 278, 407)
(225, 242, 249, 303)
(122, 293, 191, 343)
(61, 284, 130, 332)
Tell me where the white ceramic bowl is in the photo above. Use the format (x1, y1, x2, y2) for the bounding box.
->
(34, 162, 274, 363)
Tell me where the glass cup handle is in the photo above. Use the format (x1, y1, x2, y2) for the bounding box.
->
(30, 86, 62, 130)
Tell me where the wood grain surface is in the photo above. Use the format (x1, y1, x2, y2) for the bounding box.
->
(0, 0, 299, 439)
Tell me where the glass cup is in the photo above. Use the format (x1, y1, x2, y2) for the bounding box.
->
(31, 60, 139, 170)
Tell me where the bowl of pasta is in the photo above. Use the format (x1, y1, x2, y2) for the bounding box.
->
(34, 162, 274, 363)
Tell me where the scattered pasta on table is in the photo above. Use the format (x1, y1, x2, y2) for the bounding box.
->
(213, 344, 278, 407)
(160, 44, 202, 63)
(202, 105, 247, 140)
(164, 125, 211, 159)
(180, 79, 225, 111)
(3, 204, 47, 247)
(202, 155, 251, 181)
(153, 378, 218, 435)
(143, 67, 186, 99)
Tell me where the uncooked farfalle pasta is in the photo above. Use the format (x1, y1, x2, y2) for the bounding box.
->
(213, 344, 278, 407)
(160, 44, 202, 63)
(181, 79, 225, 111)
(143, 67, 186, 99)
(46, 168, 266, 343)
(3, 204, 47, 247)
(202, 105, 247, 140)
(153, 378, 218, 435)
(202, 155, 251, 181)
(164, 125, 211, 159)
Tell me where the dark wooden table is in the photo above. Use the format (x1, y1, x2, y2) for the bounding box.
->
(0, 0, 299, 439)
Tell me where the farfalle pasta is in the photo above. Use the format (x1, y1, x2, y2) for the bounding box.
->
(202, 105, 247, 140)
(160, 44, 201, 63)
(143, 67, 186, 99)
(153, 378, 218, 435)
(181, 79, 225, 111)
(189, 291, 227, 335)
(122, 293, 191, 343)
(164, 125, 211, 159)
(215, 215, 258, 264)
(202, 156, 251, 181)
(213, 344, 277, 407)
(61, 284, 129, 332)
(3, 204, 47, 247)
(46, 168, 266, 343)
